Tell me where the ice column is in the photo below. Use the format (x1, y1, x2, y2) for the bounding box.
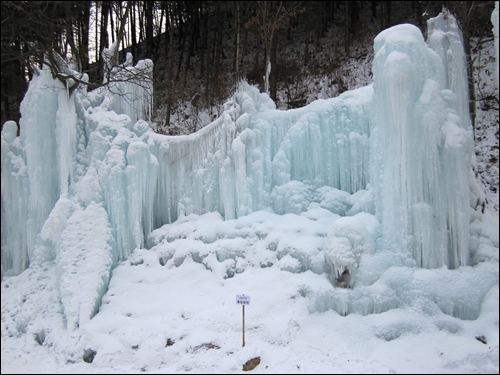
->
(1, 61, 81, 277)
(1, 52, 154, 277)
(427, 10, 472, 131)
(1, 122, 29, 276)
(371, 22, 473, 269)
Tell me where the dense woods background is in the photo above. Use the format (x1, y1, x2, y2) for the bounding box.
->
(1, 1, 498, 136)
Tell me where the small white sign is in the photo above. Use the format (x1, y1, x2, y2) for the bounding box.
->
(236, 294, 250, 305)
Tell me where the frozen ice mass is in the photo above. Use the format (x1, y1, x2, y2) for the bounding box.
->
(1, 8, 499, 374)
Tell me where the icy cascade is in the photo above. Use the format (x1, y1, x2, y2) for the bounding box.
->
(1, 121, 29, 275)
(1, 12, 477, 284)
(1, 55, 156, 327)
(146, 83, 372, 227)
(427, 10, 472, 132)
(1, 68, 372, 279)
(1, 11, 496, 332)
(1, 68, 75, 276)
(371, 19, 473, 269)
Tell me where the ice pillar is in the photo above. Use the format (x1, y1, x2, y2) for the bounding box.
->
(371, 22, 473, 269)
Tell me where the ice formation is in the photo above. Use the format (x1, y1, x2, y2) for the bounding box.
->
(371, 17, 473, 270)
(1, 11, 493, 323)
(324, 216, 375, 288)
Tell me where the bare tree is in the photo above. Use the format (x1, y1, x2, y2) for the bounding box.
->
(1, 0, 153, 129)
(246, 1, 304, 99)
(145, 1, 155, 59)
(164, 1, 175, 133)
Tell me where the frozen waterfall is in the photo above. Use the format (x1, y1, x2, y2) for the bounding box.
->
(1, 11, 488, 323)
(371, 16, 473, 269)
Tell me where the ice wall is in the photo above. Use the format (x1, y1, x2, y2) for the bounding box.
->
(1, 8, 478, 313)
(1, 63, 372, 281)
(1, 121, 29, 275)
(1, 54, 157, 328)
(1, 69, 72, 276)
(371, 19, 473, 269)
(146, 83, 372, 227)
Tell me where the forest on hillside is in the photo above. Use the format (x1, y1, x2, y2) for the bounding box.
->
(1, 1, 498, 136)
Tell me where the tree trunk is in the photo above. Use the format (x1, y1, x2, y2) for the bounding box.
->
(165, 8, 175, 134)
(175, 2, 187, 82)
(145, 1, 155, 59)
(240, 16, 247, 69)
(270, 37, 277, 101)
(386, 1, 391, 28)
(215, 5, 222, 98)
(95, 2, 99, 64)
(156, 3, 165, 58)
(79, 1, 91, 73)
(305, 15, 310, 65)
(316, 2, 323, 48)
(381, 1, 392, 30)
(164, 2, 170, 58)
(176, 20, 186, 81)
(99, 1, 110, 82)
(253, 34, 262, 90)
(345, 1, 350, 53)
(323, 1, 329, 34)
(381, 1, 385, 30)
(203, 7, 211, 102)
(138, 3, 144, 43)
(115, 1, 131, 52)
(64, 2, 79, 71)
(415, 1, 423, 27)
(109, 3, 115, 44)
(235, 2, 240, 74)
(177, 3, 184, 45)
(131, 2, 137, 59)
(185, 3, 197, 74)
(200, 4, 208, 78)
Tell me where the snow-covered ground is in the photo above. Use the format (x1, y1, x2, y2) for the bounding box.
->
(472, 34, 499, 213)
(1, 208, 499, 374)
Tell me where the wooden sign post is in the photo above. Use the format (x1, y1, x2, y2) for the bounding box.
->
(236, 294, 250, 347)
